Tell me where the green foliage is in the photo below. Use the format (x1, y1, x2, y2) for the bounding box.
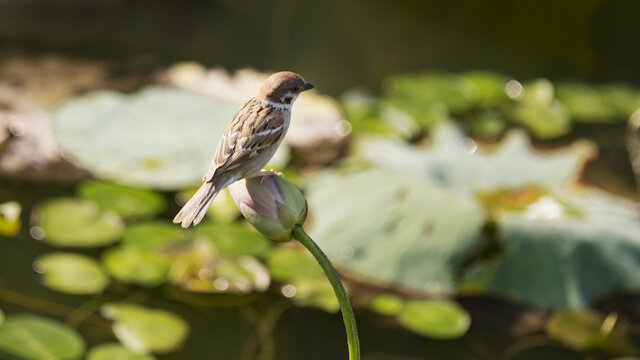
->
(121, 221, 190, 251)
(343, 71, 640, 139)
(87, 344, 155, 360)
(267, 247, 325, 282)
(37, 198, 125, 247)
(397, 300, 470, 339)
(101, 304, 189, 354)
(78, 181, 166, 219)
(545, 310, 628, 353)
(369, 294, 405, 316)
(102, 246, 171, 287)
(0, 201, 21, 237)
(309, 124, 640, 308)
(0, 315, 85, 360)
(307, 167, 485, 293)
(35, 253, 110, 294)
(197, 223, 270, 256)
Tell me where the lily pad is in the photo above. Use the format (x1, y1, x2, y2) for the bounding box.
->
(545, 309, 628, 353)
(101, 304, 188, 354)
(397, 299, 470, 339)
(78, 180, 166, 219)
(122, 221, 189, 251)
(35, 252, 110, 294)
(266, 247, 325, 282)
(37, 198, 125, 247)
(307, 168, 485, 293)
(54, 86, 238, 189)
(0, 314, 85, 360)
(102, 246, 171, 287)
(197, 223, 270, 256)
(0, 201, 21, 237)
(369, 294, 405, 316)
(87, 343, 155, 360)
(461, 190, 640, 308)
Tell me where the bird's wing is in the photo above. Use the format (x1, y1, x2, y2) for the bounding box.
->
(203, 99, 285, 181)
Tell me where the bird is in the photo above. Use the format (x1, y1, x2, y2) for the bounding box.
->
(173, 71, 314, 228)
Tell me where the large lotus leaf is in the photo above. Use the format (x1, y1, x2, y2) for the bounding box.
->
(87, 343, 155, 360)
(307, 168, 485, 293)
(78, 180, 166, 219)
(35, 252, 110, 294)
(461, 190, 640, 308)
(37, 198, 125, 247)
(0, 314, 85, 360)
(101, 304, 188, 354)
(53, 86, 239, 190)
(357, 124, 595, 193)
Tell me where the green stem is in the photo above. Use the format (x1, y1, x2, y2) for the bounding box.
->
(292, 225, 360, 360)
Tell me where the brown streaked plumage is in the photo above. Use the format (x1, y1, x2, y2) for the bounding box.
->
(173, 71, 313, 228)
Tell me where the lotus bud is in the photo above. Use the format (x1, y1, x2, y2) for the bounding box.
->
(228, 175, 307, 242)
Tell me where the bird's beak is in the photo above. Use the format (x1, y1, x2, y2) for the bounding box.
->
(301, 82, 314, 91)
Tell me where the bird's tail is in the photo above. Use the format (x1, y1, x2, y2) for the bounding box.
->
(173, 181, 220, 228)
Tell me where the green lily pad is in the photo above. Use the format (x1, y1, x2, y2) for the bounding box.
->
(102, 246, 171, 287)
(463, 71, 509, 106)
(307, 168, 485, 293)
(54, 86, 238, 190)
(87, 343, 155, 360)
(508, 79, 570, 139)
(37, 198, 125, 247)
(0, 201, 21, 237)
(266, 247, 325, 282)
(545, 310, 628, 353)
(461, 190, 640, 308)
(78, 180, 166, 219)
(0, 314, 85, 360)
(101, 304, 188, 354)
(197, 223, 270, 256)
(369, 294, 405, 316)
(397, 299, 470, 339)
(35, 252, 110, 294)
(122, 221, 190, 251)
(556, 82, 618, 122)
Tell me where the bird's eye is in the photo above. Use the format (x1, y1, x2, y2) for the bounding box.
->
(293, 87, 300, 92)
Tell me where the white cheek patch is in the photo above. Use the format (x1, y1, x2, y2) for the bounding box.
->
(261, 100, 292, 111)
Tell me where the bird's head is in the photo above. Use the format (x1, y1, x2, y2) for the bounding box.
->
(257, 71, 314, 106)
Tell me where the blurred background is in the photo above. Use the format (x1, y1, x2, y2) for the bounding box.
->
(1, 0, 640, 359)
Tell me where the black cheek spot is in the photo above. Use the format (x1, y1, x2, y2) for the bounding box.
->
(283, 96, 293, 105)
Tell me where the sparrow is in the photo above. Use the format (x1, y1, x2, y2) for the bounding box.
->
(173, 71, 314, 228)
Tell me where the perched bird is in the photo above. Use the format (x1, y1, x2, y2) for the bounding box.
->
(173, 71, 314, 228)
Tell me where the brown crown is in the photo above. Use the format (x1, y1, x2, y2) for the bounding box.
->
(257, 71, 306, 103)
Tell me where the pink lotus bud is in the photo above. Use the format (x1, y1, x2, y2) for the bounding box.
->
(228, 175, 307, 242)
